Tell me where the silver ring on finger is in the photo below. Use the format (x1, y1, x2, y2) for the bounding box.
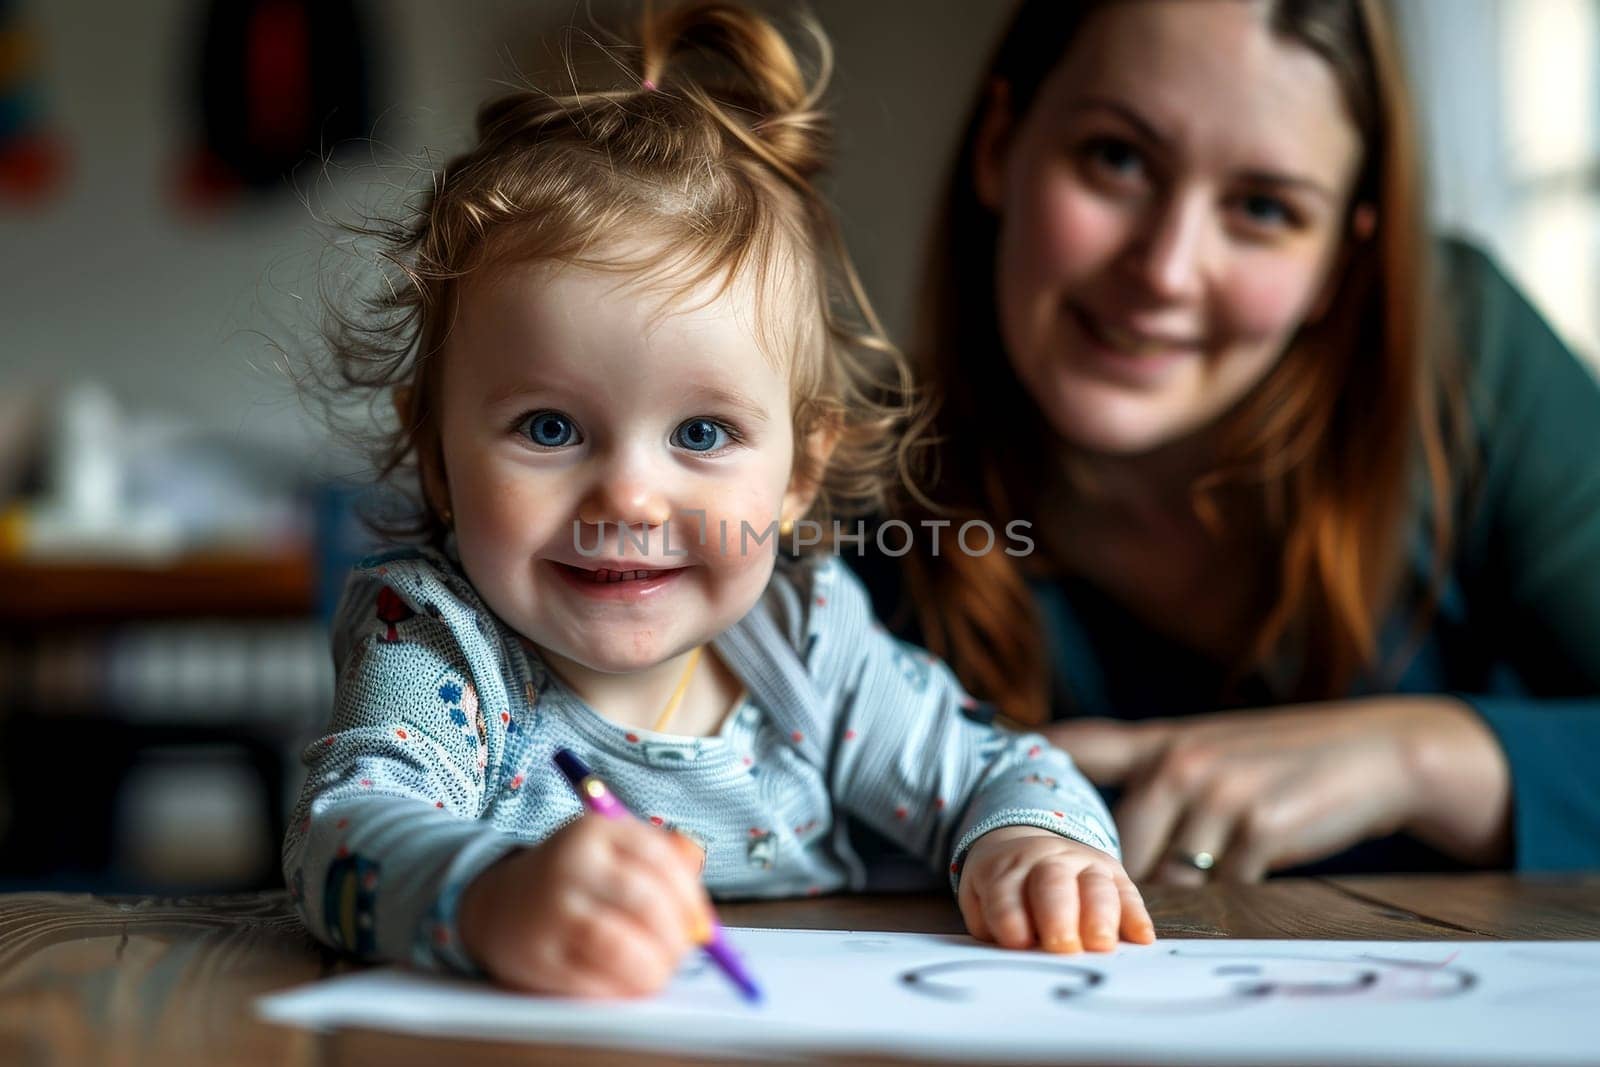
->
(1171, 849, 1217, 873)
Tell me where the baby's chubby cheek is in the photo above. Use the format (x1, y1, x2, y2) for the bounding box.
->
(677, 482, 785, 566)
(680, 488, 785, 606)
(454, 481, 558, 565)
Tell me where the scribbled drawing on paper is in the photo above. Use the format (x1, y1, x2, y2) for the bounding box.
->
(899, 948, 1476, 1014)
(901, 959, 1103, 1002)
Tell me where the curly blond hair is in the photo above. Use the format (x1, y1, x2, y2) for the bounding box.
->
(321, 0, 922, 546)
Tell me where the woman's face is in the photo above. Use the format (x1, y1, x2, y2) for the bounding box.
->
(976, 0, 1366, 455)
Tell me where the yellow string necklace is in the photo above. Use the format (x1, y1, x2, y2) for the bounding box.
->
(650, 645, 703, 732)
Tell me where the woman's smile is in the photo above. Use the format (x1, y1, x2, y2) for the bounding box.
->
(1067, 303, 1205, 387)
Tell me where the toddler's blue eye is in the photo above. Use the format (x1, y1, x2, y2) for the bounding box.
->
(673, 418, 728, 453)
(522, 411, 578, 448)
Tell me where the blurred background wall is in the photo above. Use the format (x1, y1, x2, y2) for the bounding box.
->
(1397, 0, 1599, 371)
(0, 0, 1015, 462)
(0, 0, 1596, 892)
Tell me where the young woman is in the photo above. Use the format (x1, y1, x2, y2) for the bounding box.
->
(862, 0, 1600, 884)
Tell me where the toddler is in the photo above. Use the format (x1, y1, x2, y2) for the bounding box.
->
(286, 0, 1153, 997)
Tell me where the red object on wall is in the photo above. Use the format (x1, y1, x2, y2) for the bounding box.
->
(0, 0, 70, 205)
(246, 1, 310, 154)
(0, 132, 66, 201)
(175, 0, 374, 212)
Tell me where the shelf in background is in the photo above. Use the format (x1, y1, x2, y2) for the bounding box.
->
(3, 547, 316, 624)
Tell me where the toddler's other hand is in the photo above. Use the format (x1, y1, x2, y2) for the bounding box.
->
(958, 826, 1156, 953)
(459, 814, 711, 996)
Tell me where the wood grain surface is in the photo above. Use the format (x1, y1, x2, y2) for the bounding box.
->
(1329, 872, 1600, 938)
(1, 875, 1596, 1067)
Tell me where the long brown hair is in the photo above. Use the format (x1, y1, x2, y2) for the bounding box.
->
(898, 0, 1468, 724)
(319, 0, 918, 546)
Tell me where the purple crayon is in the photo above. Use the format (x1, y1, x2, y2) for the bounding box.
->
(552, 748, 763, 1004)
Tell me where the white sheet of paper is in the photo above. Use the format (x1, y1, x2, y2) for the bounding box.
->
(257, 929, 1600, 1064)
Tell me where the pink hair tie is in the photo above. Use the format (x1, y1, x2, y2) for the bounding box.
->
(642, 78, 657, 92)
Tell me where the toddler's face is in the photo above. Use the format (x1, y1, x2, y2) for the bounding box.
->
(430, 258, 809, 675)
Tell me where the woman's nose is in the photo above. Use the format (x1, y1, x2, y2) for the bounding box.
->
(1127, 191, 1210, 303)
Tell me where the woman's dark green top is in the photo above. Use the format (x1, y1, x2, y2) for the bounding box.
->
(852, 239, 1600, 874)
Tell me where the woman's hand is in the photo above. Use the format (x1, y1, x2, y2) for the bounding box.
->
(458, 814, 711, 996)
(1046, 697, 1511, 885)
(958, 826, 1156, 952)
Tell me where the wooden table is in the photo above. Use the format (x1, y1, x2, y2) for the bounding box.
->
(2, 875, 1597, 1066)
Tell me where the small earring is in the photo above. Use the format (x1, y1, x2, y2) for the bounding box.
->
(440, 505, 454, 526)
(779, 518, 794, 537)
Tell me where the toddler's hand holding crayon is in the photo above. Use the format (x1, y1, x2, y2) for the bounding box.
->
(958, 826, 1156, 953)
(458, 814, 711, 997)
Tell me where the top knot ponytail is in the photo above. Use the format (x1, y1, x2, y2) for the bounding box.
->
(638, 0, 833, 185)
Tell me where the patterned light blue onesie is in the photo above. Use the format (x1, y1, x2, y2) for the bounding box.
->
(283, 546, 1117, 972)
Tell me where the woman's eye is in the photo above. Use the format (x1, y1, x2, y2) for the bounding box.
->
(519, 411, 581, 448)
(1235, 193, 1296, 229)
(1081, 136, 1145, 180)
(672, 417, 731, 453)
